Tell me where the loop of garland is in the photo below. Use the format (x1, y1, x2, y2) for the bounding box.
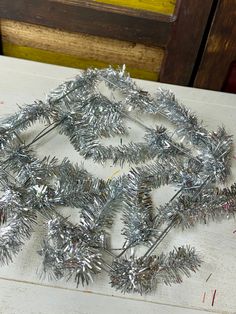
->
(0, 66, 234, 294)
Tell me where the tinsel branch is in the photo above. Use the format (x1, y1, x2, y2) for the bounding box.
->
(0, 209, 36, 265)
(157, 246, 201, 285)
(53, 158, 107, 208)
(0, 101, 51, 150)
(95, 67, 233, 182)
(121, 182, 155, 247)
(79, 176, 125, 248)
(0, 186, 36, 264)
(199, 127, 233, 182)
(55, 95, 189, 165)
(121, 165, 171, 248)
(45, 68, 198, 165)
(99, 68, 208, 148)
(110, 245, 201, 294)
(39, 217, 102, 285)
(156, 184, 236, 229)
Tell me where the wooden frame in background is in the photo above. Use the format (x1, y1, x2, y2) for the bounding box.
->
(0, 0, 213, 86)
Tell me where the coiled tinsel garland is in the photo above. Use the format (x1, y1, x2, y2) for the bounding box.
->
(0, 66, 235, 294)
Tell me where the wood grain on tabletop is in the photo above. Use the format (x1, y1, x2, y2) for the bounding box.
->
(0, 57, 236, 314)
(0, 278, 216, 314)
(0, 19, 164, 81)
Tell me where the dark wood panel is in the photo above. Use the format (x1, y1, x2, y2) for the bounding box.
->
(194, 0, 236, 91)
(51, 0, 175, 21)
(0, 0, 172, 47)
(0, 20, 2, 55)
(160, 0, 214, 85)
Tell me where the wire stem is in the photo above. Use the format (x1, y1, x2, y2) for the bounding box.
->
(26, 119, 65, 148)
(143, 219, 176, 258)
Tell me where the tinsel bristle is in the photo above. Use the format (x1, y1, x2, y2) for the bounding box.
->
(0, 186, 36, 265)
(110, 246, 201, 294)
(39, 217, 102, 285)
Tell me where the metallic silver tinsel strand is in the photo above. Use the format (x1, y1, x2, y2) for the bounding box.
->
(156, 184, 236, 229)
(38, 216, 102, 285)
(0, 186, 36, 265)
(110, 245, 201, 294)
(0, 101, 51, 150)
(0, 65, 234, 295)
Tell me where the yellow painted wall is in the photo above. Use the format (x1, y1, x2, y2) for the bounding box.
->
(95, 0, 176, 15)
(1, 20, 164, 81)
(3, 42, 158, 81)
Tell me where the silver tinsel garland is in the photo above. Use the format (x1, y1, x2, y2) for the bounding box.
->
(0, 65, 235, 294)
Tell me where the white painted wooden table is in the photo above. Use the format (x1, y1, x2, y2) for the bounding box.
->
(0, 56, 236, 314)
